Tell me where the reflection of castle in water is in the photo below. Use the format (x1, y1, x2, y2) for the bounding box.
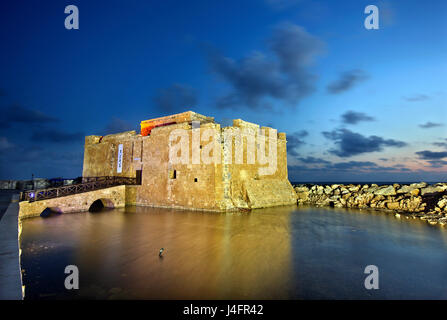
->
(73, 206, 294, 299)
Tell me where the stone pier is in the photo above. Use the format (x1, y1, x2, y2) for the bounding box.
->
(0, 194, 23, 300)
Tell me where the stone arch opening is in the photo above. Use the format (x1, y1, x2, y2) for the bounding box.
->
(88, 198, 114, 212)
(40, 207, 62, 218)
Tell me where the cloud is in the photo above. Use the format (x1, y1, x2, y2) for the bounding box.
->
(403, 94, 429, 102)
(322, 128, 407, 157)
(289, 157, 414, 179)
(4, 145, 82, 165)
(103, 118, 137, 135)
(207, 23, 324, 110)
(419, 121, 444, 129)
(269, 23, 323, 72)
(31, 130, 84, 143)
(433, 141, 447, 148)
(0, 137, 14, 150)
(287, 130, 309, 156)
(327, 161, 379, 170)
(341, 110, 375, 125)
(153, 83, 198, 113)
(289, 160, 411, 174)
(288, 162, 442, 183)
(297, 156, 330, 165)
(0, 141, 84, 179)
(327, 69, 369, 94)
(0, 104, 58, 127)
(294, 130, 308, 138)
(427, 160, 447, 168)
(415, 150, 447, 160)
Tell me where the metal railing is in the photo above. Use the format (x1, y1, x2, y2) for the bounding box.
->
(21, 176, 138, 202)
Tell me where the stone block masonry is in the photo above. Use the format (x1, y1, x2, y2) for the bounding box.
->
(18, 185, 135, 219)
(82, 111, 297, 211)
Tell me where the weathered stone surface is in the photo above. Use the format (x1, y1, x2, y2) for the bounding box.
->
(324, 186, 333, 195)
(244, 179, 297, 209)
(82, 111, 296, 211)
(316, 186, 324, 195)
(397, 185, 419, 194)
(437, 197, 447, 209)
(294, 186, 309, 193)
(387, 202, 400, 210)
(421, 185, 447, 195)
(411, 182, 427, 188)
(374, 185, 396, 196)
(294, 186, 309, 203)
(19, 185, 130, 219)
(348, 185, 360, 192)
(293, 182, 446, 225)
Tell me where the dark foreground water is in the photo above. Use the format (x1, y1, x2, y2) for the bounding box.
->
(20, 205, 447, 300)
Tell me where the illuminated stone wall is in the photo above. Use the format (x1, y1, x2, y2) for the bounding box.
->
(18, 185, 130, 219)
(81, 111, 297, 211)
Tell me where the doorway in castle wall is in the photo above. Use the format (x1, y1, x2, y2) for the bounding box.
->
(136, 170, 142, 185)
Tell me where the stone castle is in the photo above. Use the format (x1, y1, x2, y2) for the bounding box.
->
(82, 111, 297, 211)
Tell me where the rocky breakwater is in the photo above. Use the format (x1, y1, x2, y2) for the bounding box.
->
(294, 182, 447, 226)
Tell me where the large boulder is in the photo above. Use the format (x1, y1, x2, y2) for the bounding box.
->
(410, 182, 427, 189)
(374, 185, 396, 196)
(421, 185, 447, 196)
(348, 185, 361, 192)
(294, 186, 309, 193)
(386, 202, 400, 210)
(366, 185, 379, 194)
(324, 185, 333, 195)
(397, 185, 419, 194)
(295, 187, 310, 202)
(316, 185, 324, 195)
(437, 196, 447, 209)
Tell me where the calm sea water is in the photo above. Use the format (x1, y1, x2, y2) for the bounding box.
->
(20, 205, 447, 300)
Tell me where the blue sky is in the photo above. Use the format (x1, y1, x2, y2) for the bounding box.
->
(0, 0, 446, 182)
